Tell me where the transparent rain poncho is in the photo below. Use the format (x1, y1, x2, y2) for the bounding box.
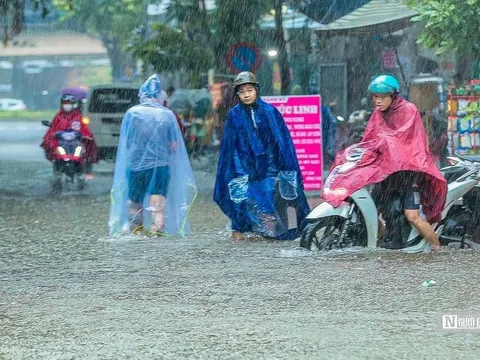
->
(108, 74, 197, 236)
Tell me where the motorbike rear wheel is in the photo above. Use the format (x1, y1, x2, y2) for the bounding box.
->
(300, 218, 343, 250)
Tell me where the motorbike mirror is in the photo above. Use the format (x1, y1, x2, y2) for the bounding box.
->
(447, 156, 461, 166)
(41, 120, 51, 127)
(336, 116, 345, 122)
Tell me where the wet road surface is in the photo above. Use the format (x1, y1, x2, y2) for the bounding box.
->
(1, 124, 480, 359)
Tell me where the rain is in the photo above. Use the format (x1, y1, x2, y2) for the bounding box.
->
(1, 0, 480, 358)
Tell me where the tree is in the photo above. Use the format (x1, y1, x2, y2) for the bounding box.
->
(133, 0, 270, 87)
(406, 0, 480, 68)
(166, 0, 212, 45)
(1, 0, 57, 46)
(213, 0, 271, 72)
(164, 0, 214, 85)
(214, 0, 311, 95)
(128, 0, 215, 88)
(53, 0, 148, 81)
(130, 23, 212, 77)
(131, 0, 307, 93)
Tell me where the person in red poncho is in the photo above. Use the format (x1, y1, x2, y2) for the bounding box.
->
(41, 94, 98, 174)
(323, 75, 447, 252)
(162, 86, 186, 137)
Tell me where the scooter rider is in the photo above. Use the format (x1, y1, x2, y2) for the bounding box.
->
(41, 94, 98, 174)
(365, 75, 444, 251)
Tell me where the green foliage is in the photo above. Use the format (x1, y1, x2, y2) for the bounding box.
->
(213, 0, 271, 70)
(133, 0, 273, 79)
(53, 0, 148, 80)
(131, 0, 301, 90)
(52, 0, 144, 38)
(406, 0, 480, 56)
(131, 23, 212, 73)
(1, 0, 55, 45)
(166, 0, 203, 26)
(0, 110, 57, 122)
(68, 66, 112, 87)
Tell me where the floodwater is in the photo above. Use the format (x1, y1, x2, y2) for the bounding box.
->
(1, 127, 480, 359)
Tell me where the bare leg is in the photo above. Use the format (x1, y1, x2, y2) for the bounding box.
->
(258, 213, 278, 236)
(128, 201, 143, 229)
(232, 231, 244, 240)
(149, 195, 166, 232)
(378, 214, 386, 239)
(404, 209, 440, 252)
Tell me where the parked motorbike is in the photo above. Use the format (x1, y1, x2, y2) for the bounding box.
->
(42, 121, 86, 192)
(336, 102, 371, 152)
(346, 99, 372, 145)
(300, 145, 480, 253)
(439, 155, 480, 248)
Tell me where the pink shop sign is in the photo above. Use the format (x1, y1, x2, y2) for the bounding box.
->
(263, 95, 323, 191)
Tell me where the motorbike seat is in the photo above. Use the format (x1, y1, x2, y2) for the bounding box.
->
(440, 166, 469, 184)
(455, 154, 480, 163)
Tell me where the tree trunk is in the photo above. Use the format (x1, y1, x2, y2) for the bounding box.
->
(1, 0, 9, 46)
(198, 0, 212, 45)
(12, 0, 23, 36)
(103, 35, 127, 82)
(273, 0, 290, 95)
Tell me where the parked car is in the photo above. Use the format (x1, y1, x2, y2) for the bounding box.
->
(82, 84, 139, 160)
(0, 98, 27, 111)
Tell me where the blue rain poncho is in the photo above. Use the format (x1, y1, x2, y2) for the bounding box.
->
(214, 98, 310, 239)
(109, 75, 197, 236)
(321, 105, 337, 159)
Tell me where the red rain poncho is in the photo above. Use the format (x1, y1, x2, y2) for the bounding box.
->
(322, 96, 447, 223)
(163, 100, 186, 136)
(41, 109, 98, 164)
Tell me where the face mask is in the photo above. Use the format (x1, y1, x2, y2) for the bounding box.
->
(62, 104, 73, 112)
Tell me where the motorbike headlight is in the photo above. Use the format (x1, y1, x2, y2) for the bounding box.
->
(57, 146, 66, 155)
(74, 146, 83, 157)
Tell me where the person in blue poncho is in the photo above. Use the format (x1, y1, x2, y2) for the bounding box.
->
(108, 74, 197, 237)
(214, 72, 310, 240)
(321, 104, 337, 169)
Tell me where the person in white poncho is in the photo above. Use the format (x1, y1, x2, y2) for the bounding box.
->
(108, 74, 197, 236)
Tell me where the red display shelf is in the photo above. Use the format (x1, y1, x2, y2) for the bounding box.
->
(449, 95, 480, 100)
(468, 80, 480, 86)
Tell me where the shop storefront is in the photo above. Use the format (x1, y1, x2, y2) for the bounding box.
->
(447, 80, 480, 156)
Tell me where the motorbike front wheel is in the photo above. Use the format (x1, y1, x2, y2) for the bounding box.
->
(300, 217, 343, 250)
(51, 176, 62, 194)
(77, 177, 86, 190)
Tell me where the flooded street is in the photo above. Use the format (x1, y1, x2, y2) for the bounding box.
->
(3, 0, 480, 357)
(1, 127, 480, 359)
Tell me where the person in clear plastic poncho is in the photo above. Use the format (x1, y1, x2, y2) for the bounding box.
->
(108, 74, 197, 236)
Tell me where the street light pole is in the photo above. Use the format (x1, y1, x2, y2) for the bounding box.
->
(268, 49, 281, 95)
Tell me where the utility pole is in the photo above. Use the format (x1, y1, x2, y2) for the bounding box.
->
(273, 0, 291, 95)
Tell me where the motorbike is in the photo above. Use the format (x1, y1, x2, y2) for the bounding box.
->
(438, 155, 480, 248)
(42, 121, 86, 192)
(300, 145, 480, 253)
(345, 99, 372, 146)
(336, 105, 371, 152)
